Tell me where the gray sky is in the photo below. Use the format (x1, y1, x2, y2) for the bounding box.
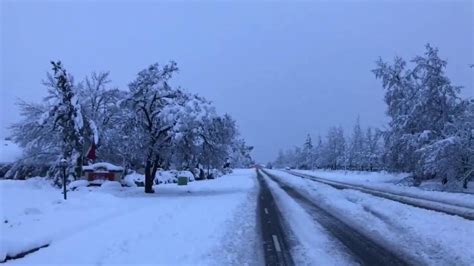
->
(1, 1, 473, 163)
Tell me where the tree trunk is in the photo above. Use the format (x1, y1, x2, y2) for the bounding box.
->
(144, 161, 155, 193)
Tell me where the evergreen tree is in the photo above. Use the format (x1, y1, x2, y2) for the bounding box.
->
(301, 134, 314, 169)
(347, 117, 365, 170)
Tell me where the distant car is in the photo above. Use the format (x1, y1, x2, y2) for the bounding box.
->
(285, 167, 291, 170)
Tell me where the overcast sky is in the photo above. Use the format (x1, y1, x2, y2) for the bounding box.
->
(1, 1, 473, 163)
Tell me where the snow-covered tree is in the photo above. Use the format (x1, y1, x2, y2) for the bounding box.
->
(417, 99, 474, 187)
(78, 72, 125, 157)
(274, 150, 286, 168)
(364, 127, 383, 171)
(229, 138, 254, 168)
(347, 117, 365, 170)
(313, 135, 323, 168)
(198, 114, 238, 176)
(321, 127, 346, 169)
(102, 107, 145, 172)
(8, 101, 61, 179)
(16, 61, 87, 183)
(46, 62, 86, 180)
(172, 94, 215, 170)
(9, 60, 253, 187)
(125, 62, 183, 193)
(301, 134, 314, 169)
(374, 44, 471, 184)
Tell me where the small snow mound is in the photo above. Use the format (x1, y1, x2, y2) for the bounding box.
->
(155, 171, 176, 184)
(123, 172, 144, 187)
(99, 181, 122, 190)
(68, 180, 89, 190)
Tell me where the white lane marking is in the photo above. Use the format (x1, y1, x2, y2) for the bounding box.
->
(264, 208, 269, 214)
(272, 235, 282, 252)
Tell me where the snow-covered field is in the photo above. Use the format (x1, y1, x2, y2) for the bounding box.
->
(294, 169, 474, 208)
(265, 169, 474, 265)
(0, 169, 261, 265)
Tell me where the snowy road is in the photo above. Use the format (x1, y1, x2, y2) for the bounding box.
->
(259, 169, 408, 265)
(256, 170, 294, 266)
(262, 169, 474, 265)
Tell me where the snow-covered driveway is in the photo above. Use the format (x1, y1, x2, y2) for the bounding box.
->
(1, 169, 261, 265)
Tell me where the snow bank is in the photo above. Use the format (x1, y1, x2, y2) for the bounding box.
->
(295, 169, 409, 184)
(295, 169, 474, 208)
(122, 172, 143, 187)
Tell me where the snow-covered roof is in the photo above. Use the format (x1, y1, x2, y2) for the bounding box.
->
(83, 162, 123, 172)
(0, 139, 23, 163)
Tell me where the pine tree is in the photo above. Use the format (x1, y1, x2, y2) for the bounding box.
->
(348, 117, 365, 170)
(302, 134, 314, 169)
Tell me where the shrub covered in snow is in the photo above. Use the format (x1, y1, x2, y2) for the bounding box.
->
(124, 170, 197, 186)
(155, 171, 177, 184)
(122, 172, 144, 187)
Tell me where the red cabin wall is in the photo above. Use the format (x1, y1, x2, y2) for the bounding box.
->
(87, 172, 115, 181)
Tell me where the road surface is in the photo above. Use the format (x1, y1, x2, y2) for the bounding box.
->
(256, 169, 294, 266)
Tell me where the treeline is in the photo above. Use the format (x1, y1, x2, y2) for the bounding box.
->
(273, 45, 474, 188)
(273, 119, 382, 172)
(8, 61, 253, 193)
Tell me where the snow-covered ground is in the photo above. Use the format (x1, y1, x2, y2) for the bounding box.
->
(294, 169, 474, 208)
(0, 169, 261, 265)
(265, 169, 474, 265)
